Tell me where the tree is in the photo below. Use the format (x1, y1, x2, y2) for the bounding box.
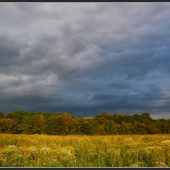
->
(132, 114, 140, 122)
(56, 112, 63, 116)
(0, 119, 6, 133)
(39, 114, 46, 134)
(32, 115, 40, 134)
(71, 119, 80, 134)
(48, 116, 58, 135)
(133, 121, 147, 134)
(105, 120, 117, 134)
(33, 114, 46, 134)
(49, 115, 66, 135)
(98, 123, 105, 135)
(5, 112, 13, 119)
(121, 121, 129, 134)
(114, 114, 124, 124)
(167, 120, 170, 133)
(43, 112, 52, 135)
(154, 120, 163, 134)
(82, 120, 93, 135)
(140, 113, 152, 126)
(88, 118, 99, 135)
(0, 111, 4, 119)
(123, 115, 133, 123)
(56, 115, 66, 135)
(95, 116, 107, 125)
(142, 113, 151, 117)
(115, 124, 122, 134)
(20, 115, 34, 134)
(139, 128, 148, 135)
(63, 112, 72, 134)
(0, 118, 17, 134)
(6, 119, 18, 134)
(125, 123, 135, 134)
(162, 121, 170, 134)
(147, 125, 159, 134)
(77, 117, 86, 134)
(11, 110, 29, 133)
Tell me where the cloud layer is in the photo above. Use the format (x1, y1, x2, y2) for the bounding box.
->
(0, 2, 170, 119)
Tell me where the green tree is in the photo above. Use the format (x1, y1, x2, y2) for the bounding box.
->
(5, 112, 13, 119)
(139, 128, 148, 134)
(0, 119, 6, 133)
(140, 114, 152, 126)
(114, 114, 124, 124)
(11, 110, 29, 133)
(121, 121, 129, 134)
(125, 123, 135, 134)
(162, 123, 168, 134)
(0, 118, 17, 134)
(123, 115, 133, 123)
(88, 118, 98, 135)
(32, 114, 46, 134)
(132, 114, 140, 122)
(133, 121, 147, 134)
(95, 116, 107, 125)
(0, 111, 4, 119)
(63, 112, 72, 134)
(115, 124, 123, 134)
(82, 120, 93, 135)
(142, 113, 151, 117)
(48, 116, 58, 135)
(98, 123, 105, 135)
(77, 117, 86, 134)
(71, 119, 81, 134)
(49, 115, 66, 135)
(20, 115, 34, 134)
(32, 115, 40, 134)
(105, 120, 117, 134)
(147, 125, 159, 134)
(167, 119, 170, 133)
(39, 114, 46, 134)
(43, 112, 52, 135)
(56, 112, 64, 116)
(161, 120, 170, 134)
(154, 120, 163, 134)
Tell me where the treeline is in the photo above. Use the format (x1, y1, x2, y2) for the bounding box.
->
(0, 111, 170, 135)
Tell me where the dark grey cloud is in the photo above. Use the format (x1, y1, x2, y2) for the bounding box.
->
(109, 82, 129, 89)
(0, 3, 170, 119)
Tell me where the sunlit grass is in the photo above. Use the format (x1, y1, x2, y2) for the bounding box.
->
(0, 134, 170, 167)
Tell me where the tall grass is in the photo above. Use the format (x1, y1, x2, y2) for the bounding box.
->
(0, 134, 170, 167)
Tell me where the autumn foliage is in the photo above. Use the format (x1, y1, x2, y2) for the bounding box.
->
(0, 111, 170, 135)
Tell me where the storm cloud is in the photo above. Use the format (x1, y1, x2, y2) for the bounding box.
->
(0, 2, 170, 119)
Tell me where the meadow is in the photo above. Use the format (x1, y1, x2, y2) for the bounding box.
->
(0, 134, 170, 167)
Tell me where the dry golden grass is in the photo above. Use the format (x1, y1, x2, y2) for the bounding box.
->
(0, 134, 170, 167)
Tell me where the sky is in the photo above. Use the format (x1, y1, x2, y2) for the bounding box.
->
(0, 2, 170, 119)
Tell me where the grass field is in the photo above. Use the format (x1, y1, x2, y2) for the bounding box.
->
(0, 134, 170, 167)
